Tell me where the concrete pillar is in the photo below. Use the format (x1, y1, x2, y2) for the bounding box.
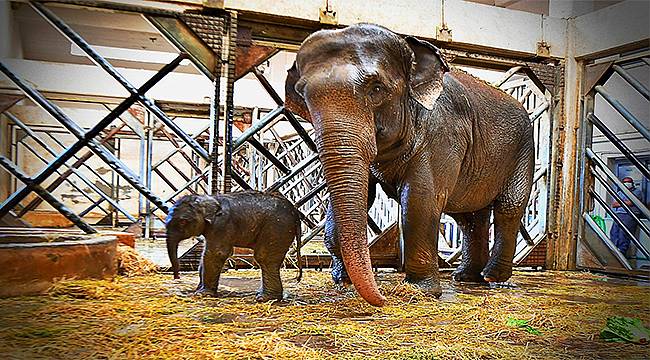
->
(0, 1, 23, 59)
(546, 17, 583, 270)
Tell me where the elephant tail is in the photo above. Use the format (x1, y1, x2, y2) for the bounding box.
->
(295, 216, 303, 282)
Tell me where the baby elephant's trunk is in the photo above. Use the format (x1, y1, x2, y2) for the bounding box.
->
(295, 217, 303, 282)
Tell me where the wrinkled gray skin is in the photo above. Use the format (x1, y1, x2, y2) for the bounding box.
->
(165, 191, 302, 302)
(285, 24, 534, 306)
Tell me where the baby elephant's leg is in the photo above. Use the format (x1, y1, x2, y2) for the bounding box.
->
(196, 240, 230, 296)
(254, 246, 285, 302)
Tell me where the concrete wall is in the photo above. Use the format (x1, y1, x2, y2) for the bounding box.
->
(224, 0, 568, 57)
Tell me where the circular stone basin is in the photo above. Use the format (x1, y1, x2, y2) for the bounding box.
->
(0, 232, 117, 297)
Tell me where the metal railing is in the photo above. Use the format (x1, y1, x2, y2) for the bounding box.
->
(579, 53, 650, 272)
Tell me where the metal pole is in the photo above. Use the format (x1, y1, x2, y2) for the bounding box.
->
(590, 168, 650, 238)
(590, 189, 650, 259)
(209, 77, 221, 194)
(0, 156, 96, 233)
(221, 11, 237, 193)
(586, 148, 650, 220)
(588, 113, 650, 179)
(0, 55, 185, 218)
(612, 64, 649, 101)
(145, 110, 154, 239)
(594, 85, 650, 142)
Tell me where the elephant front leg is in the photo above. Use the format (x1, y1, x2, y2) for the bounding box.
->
(324, 176, 377, 286)
(401, 183, 444, 298)
(451, 208, 490, 283)
(195, 242, 230, 296)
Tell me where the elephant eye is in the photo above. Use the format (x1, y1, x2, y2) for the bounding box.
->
(368, 83, 387, 104)
(294, 79, 307, 99)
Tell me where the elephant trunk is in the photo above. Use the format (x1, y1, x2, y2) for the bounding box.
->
(315, 114, 386, 307)
(166, 236, 180, 279)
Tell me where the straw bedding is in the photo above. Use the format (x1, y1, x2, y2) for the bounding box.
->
(0, 269, 648, 359)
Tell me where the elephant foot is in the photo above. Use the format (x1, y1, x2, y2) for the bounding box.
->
(452, 267, 487, 283)
(481, 261, 513, 283)
(255, 290, 283, 302)
(330, 257, 351, 285)
(404, 275, 442, 298)
(193, 288, 218, 297)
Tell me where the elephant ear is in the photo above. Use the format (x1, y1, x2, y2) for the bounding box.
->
(284, 61, 312, 122)
(405, 36, 450, 110)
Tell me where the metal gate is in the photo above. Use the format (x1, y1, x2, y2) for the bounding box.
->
(577, 50, 650, 275)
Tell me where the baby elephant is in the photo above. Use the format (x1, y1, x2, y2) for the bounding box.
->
(165, 191, 302, 302)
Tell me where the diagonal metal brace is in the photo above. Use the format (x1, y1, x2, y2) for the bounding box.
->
(0, 156, 96, 234)
(30, 1, 210, 162)
(0, 55, 186, 218)
(7, 112, 137, 223)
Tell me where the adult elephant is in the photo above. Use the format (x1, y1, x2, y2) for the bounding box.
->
(285, 24, 533, 306)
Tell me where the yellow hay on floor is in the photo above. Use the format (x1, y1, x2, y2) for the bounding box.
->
(116, 245, 159, 277)
(1, 270, 648, 359)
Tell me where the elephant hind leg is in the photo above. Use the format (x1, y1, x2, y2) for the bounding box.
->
(254, 244, 285, 302)
(451, 208, 490, 283)
(482, 156, 532, 283)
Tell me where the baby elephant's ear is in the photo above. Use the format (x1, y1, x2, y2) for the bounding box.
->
(285, 61, 312, 122)
(405, 36, 449, 110)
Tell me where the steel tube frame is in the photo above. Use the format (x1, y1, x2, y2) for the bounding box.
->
(7, 112, 137, 222)
(14, 138, 103, 214)
(0, 156, 96, 233)
(233, 106, 285, 149)
(246, 138, 291, 174)
(590, 189, 650, 259)
(612, 64, 650, 101)
(30, 1, 210, 162)
(586, 148, 650, 220)
(0, 55, 186, 218)
(152, 125, 210, 169)
(157, 126, 208, 188)
(588, 113, 650, 179)
(267, 154, 319, 193)
(590, 168, 650, 238)
(43, 131, 112, 189)
(251, 67, 317, 152)
(17, 124, 124, 216)
(594, 85, 650, 142)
